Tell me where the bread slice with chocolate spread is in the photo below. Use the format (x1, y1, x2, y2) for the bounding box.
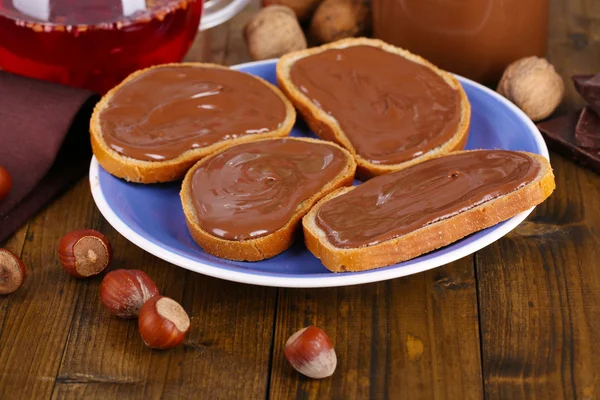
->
(91, 63, 296, 183)
(276, 38, 471, 179)
(302, 150, 555, 272)
(180, 137, 356, 261)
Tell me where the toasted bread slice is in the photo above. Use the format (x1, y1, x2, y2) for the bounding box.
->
(277, 38, 471, 179)
(180, 137, 356, 261)
(91, 63, 296, 183)
(303, 151, 555, 272)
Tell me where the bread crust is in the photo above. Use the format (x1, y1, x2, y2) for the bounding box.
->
(91, 63, 297, 183)
(302, 151, 555, 272)
(276, 37, 471, 179)
(180, 137, 357, 261)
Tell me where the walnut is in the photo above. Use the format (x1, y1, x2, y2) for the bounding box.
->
(497, 56, 564, 121)
(309, 0, 371, 45)
(244, 6, 307, 61)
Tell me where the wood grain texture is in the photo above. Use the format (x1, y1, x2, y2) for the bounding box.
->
(269, 259, 483, 400)
(0, 222, 29, 255)
(477, 1, 600, 399)
(0, 223, 29, 345)
(52, 250, 276, 399)
(50, 20, 277, 400)
(0, 180, 100, 399)
(477, 155, 600, 399)
(3, 0, 600, 399)
(548, 0, 600, 115)
(2, 11, 278, 399)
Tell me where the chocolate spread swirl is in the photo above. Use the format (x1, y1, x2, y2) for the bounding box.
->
(100, 66, 287, 161)
(191, 139, 348, 241)
(290, 45, 462, 165)
(316, 150, 540, 248)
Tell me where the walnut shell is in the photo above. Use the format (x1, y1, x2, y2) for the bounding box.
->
(497, 56, 564, 122)
(262, 0, 323, 21)
(244, 5, 308, 61)
(309, 0, 371, 45)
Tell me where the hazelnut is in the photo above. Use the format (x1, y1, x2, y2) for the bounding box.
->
(497, 56, 564, 121)
(0, 166, 12, 201)
(58, 229, 112, 278)
(244, 5, 307, 61)
(100, 269, 159, 319)
(309, 0, 371, 44)
(284, 326, 337, 379)
(0, 249, 26, 295)
(138, 296, 190, 349)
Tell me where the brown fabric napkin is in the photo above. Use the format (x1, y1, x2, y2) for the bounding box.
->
(0, 72, 99, 242)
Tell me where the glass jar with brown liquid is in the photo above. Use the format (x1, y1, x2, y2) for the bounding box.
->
(372, 0, 549, 85)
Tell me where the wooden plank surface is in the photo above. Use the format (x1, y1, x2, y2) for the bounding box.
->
(476, 0, 600, 399)
(269, 259, 484, 399)
(1, 8, 277, 399)
(1, 0, 599, 399)
(0, 180, 99, 399)
(49, 16, 277, 400)
(52, 255, 276, 399)
(0, 223, 29, 351)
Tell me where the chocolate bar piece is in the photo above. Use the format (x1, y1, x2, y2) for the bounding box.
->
(572, 74, 594, 96)
(575, 107, 600, 149)
(538, 112, 600, 175)
(571, 73, 600, 115)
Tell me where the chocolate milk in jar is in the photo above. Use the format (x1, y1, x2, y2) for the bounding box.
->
(372, 0, 549, 84)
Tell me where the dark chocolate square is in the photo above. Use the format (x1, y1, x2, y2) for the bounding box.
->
(538, 112, 600, 174)
(575, 107, 600, 149)
(572, 73, 600, 115)
(572, 74, 594, 96)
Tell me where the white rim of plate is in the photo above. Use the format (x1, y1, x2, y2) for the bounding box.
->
(89, 59, 550, 288)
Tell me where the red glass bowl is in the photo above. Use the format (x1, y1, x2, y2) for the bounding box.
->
(0, 0, 203, 93)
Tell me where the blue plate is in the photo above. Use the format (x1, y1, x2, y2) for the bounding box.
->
(90, 59, 549, 288)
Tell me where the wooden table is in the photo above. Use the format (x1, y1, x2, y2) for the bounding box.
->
(2, 1, 599, 398)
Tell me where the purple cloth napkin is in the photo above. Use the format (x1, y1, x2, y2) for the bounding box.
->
(0, 72, 99, 242)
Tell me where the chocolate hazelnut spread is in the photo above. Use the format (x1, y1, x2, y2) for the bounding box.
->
(316, 150, 540, 248)
(191, 139, 347, 241)
(289, 46, 461, 165)
(99, 66, 287, 161)
(372, 0, 549, 84)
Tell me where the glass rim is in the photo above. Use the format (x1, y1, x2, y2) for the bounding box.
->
(0, 0, 199, 31)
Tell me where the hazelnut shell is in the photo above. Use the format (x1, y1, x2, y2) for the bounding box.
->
(0, 249, 26, 295)
(58, 230, 112, 278)
(284, 325, 337, 379)
(0, 166, 12, 201)
(100, 269, 159, 319)
(138, 296, 190, 350)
